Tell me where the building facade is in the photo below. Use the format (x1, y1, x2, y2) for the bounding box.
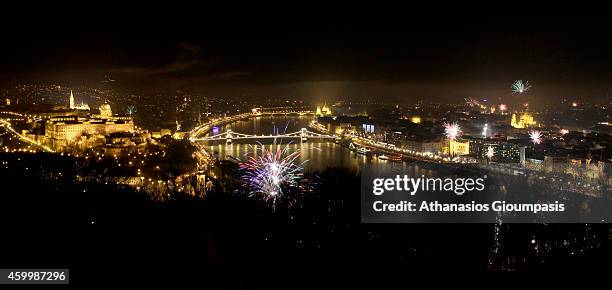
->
(44, 102, 135, 150)
(68, 90, 90, 111)
(469, 138, 525, 163)
(401, 139, 444, 154)
(444, 139, 470, 156)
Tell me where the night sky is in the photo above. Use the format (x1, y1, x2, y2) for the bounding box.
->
(2, 5, 612, 101)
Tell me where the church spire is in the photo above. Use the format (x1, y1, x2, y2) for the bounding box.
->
(69, 90, 75, 109)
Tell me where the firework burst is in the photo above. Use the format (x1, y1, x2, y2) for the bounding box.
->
(529, 130, 543, 144)
(498, 104, 507, 112)
(443, 122, 462, 140)
(511, 80, 532, 94)
(126, 105, 136, 116)
(240, 144, 305, 202)
(486, 146, 495, 159)
(239, 122, 308, 206)
(464, 97, 480, 108)
(560, 129, 569, 135)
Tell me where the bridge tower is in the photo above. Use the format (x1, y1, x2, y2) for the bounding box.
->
(226, 129, 233, 144)
(300, 128, 308, 142)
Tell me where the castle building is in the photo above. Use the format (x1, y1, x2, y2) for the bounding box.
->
(45, 115, 134, 141)
(45, 101, 134, 150)
(99, 103, 112, 118)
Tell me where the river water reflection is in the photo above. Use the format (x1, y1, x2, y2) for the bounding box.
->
(202, 115, 436, 175)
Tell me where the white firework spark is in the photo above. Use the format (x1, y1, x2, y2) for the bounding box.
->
(511, 80, 532, 94)
(443, 122, 462, 140)
(465, 97, 480, 108)
(126, 105, 136, 116)
(482, 123, 489, 137)
(498, 104, 507, 112)
(486, 146, 495, 159)
(529, 130, 543, 144)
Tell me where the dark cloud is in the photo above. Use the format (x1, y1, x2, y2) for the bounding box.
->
(112, 43, 207, 75)
(106, 42, 249, 89)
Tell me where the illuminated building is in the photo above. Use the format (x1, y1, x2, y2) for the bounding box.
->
(99, 103, 112, 118)
(543, 156, 605, 179)
(445, 139, 470, 156)
(468, 138, 525, 163)
(510, 112, 536, 128)
(362, 123, 375, 133)
(333, 123, 353, 135)
(160, 129, 172, 137)
(45, 116, 134, 143)
(402, 139, 443, 154)
(409, 116, 421, 124)
(44, 103, 134, 150)
(316, 104, 333, 117)
(68, 90, 90, 111)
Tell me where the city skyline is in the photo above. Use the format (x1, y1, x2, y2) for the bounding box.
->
(1, 6, 611, 284)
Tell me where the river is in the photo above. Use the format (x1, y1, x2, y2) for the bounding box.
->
(201, 115, 437, 174)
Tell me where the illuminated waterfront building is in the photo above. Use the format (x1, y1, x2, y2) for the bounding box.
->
(445, 139, 470, 156)
(316, 104, 333, 117)
(401, 138, 443, 154)
(543, 155, 606, 179)
(468, 138, 524, 163)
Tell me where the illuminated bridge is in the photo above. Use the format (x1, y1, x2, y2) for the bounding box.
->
(253, 107, 314, 116)
(189, 107, 317, 139)
(191, 128, 335, 143)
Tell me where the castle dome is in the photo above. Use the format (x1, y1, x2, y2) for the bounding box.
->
(99, 103, 112, 117)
